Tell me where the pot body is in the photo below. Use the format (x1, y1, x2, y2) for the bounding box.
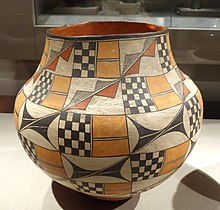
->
(14, 22, 203, 200)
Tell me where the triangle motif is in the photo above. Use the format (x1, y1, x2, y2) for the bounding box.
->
(67, 97, 92, 110)
(61, 40, 75, 52)
(72, 90, 94, 104)
(143, 41, 156, 57)
(124, 58, 141, 76)
(180, 71, 186, 81)
(46, 57, 59, 71)
(33, 71, 42, 83)
(183, 84, 190, 98)
(95, 80, 114, 91)
(174, 81, 184, 99)
(46, 51, 59, 66)
(96, 82, 119, 98)
(60, 46, 73, 61)
(123, 53, 141, 73)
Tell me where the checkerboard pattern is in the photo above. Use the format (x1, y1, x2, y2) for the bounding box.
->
(29, 70, 54, 104)
(58, 112, 91, 157)
(19, 134, 40, 166)
(72, 42, 96, 77)
(71, 181, 103, 194)
(121, 77, 157, 114)
(157, 35, 173, 73)
(131, 151, 164, 181)
(185, 96, 201, 138)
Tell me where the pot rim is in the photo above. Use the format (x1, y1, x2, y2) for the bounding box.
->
(47, 21, 168, 41)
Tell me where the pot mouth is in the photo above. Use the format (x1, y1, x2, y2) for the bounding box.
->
(47, 21, 168, 40)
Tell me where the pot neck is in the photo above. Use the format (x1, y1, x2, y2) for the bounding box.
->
(39, 30, 176, 78)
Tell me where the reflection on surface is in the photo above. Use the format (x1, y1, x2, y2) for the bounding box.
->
(176, 8, 220, 17)
(51, 181, 140, 210)
(173, 169, 220, 210)
(194, 50, 220, 61)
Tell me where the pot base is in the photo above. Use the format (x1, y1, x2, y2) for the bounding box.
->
(92, 195, 132, 201)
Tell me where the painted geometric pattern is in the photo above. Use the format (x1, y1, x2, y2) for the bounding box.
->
(72, 42, 96, 77)
(185, 96, 201, 138)
(19, 134, 40, 166)
(96, 41, 120, 78)
(157, 35, 173, 73)
(58, 112, 91, 157)
(29, 70, 54, 104)
(17, 101, 192, 195)
(146, 73, 182, 111)
(71, 181, 103, 194)
(131, 151, 164, 181)
(92, 115, 129, 157)
(34, 146, 67, 178)
(121, 77, 157, 114)
(27, 71, 72, 110)
(16, 33, 203, 198)
(70, 181, 133, 195)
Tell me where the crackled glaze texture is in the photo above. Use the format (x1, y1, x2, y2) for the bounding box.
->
(14, 22, 203, 200)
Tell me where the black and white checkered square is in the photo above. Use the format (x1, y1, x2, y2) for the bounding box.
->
(72, 42, 96, 77)
(58, 112, 91, 157)
(71, 181, 103, 194)
(121, 77, 157, 114)
(185, 96, 201, 138)
(29, 70, 54, 104)
(19, 134, 40, 166)
(157, 35, 173, 73)
(131, 151, 164, 181)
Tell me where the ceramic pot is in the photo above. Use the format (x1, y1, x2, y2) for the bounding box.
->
(14, 21, 203, 200)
